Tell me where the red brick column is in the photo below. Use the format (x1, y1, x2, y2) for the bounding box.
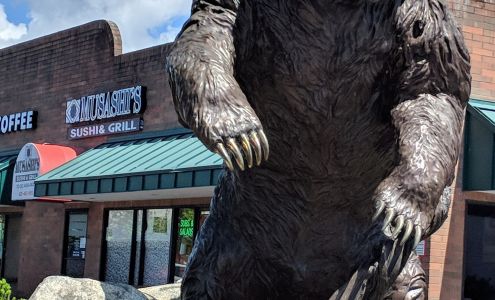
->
(84, 202, 105, 279)
(16, 201, 66, 297)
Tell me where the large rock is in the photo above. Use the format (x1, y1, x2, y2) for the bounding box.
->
(29, 276, 148, 300)
(139, 284, 181, 300)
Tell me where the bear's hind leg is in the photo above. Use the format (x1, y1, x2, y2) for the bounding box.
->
(384, 252, 427, 300)
(180, 214, 269, 300)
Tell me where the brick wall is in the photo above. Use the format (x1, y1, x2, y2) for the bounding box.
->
(425, 1, 495, 299)
(449, 0, 495, 101)
(0, 20, 182, 296)
(0, 20, 178, 153)
(16, 201, 66, 297)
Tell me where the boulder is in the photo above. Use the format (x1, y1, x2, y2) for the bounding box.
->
(139, 283, 181, 300)
(29, 276, 147, 300)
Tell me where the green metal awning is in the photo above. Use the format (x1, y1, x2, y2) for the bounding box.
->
(34, 128, 224, 200)
(469, 99, 495, 127)
(0, 155, 17, 203)
(464, 99, 495, 190)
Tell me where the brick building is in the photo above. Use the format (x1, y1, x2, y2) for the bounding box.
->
(0, 1, 494, 299)
(428, 1, 495, 299)
(0, 20, 220, 297)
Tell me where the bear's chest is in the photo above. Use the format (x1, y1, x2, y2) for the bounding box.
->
(234, 1, 399, 129)
(237, 1, 397, 71)
(235, 0, 398, 102)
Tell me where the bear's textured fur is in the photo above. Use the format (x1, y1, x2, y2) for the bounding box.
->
(166, 0, 470, 299)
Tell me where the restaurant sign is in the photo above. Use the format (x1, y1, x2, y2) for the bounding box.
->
(12, 143, 40, 200)
(12, 143, 77, 201)
(65, 85, 145, 139)
(0, 110, 37, 135)
(68, 118, 143, 140)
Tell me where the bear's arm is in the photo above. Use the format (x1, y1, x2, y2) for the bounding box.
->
(374, 0, 470, 237)
(166, 0, 264, 152)
(167, 0, 268, 169)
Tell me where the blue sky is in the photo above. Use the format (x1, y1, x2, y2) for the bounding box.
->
(0, 0, 192, 51)
(3, 0, 30, 24)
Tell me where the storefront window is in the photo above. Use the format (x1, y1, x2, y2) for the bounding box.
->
(4, 215, 20, 283)
(133, 210, 143, 286)
(143, 209, 173, 285)
(174, 208, 195, 282)
(464, 204, 495, 300)
(104, 209, 173, 286)
(63, 212, 88, 277)
(105, 210, 133, 284)
(103, 207, 209, 285)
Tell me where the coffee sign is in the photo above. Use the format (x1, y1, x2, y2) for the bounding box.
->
(0, 110, 37, 134)
(65, 86, 146, 139)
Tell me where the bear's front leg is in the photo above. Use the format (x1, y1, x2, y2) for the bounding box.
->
(166, 0, 268, 171)
(330, 94, 466, 300)
(362, 5, 471, 295)
(372, 93, 463, 248)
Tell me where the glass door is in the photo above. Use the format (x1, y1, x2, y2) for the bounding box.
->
(63, 212, 88, 277)
(104, 209, 173, 286)
(3, 215, 21, 283)
(464, 204, 495, 299)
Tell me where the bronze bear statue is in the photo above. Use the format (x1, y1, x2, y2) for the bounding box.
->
(166, 0, 470, 299)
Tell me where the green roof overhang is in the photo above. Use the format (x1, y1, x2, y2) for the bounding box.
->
(0, 154, 17, 204)
(34, 128, 224, 200)
(464, 99, 495, 191)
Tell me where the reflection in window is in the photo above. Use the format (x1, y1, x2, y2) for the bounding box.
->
(199, 209, 209, 230)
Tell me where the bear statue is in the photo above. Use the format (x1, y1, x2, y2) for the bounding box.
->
(166, 0, 470, 299)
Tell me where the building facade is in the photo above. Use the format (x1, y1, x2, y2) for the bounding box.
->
(0, 1, 494, 298)
(428, 1, 495, 299)
(0, 20, 221, 297)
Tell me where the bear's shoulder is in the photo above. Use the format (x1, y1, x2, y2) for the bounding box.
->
(393, 0, 471, 103)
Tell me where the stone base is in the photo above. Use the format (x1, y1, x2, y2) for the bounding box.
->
(29, 276, 181, 300)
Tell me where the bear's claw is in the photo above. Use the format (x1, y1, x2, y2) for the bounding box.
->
(373, 202, 423, 248)
(214, 129, 269, 171)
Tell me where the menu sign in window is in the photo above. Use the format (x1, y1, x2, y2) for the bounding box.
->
(179, 218, 194, 238)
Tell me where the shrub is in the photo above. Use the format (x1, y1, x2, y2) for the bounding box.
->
(0, 278, 25, 300)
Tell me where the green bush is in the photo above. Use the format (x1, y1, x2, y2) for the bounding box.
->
(0, 278, 25, 300)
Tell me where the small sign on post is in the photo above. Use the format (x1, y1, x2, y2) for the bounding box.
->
(12, 143, 40, 201)
(416, 240, 426, 256)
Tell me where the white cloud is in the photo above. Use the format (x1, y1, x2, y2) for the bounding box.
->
(0, 4, 27, 48)
(1, 0, 193, 52)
